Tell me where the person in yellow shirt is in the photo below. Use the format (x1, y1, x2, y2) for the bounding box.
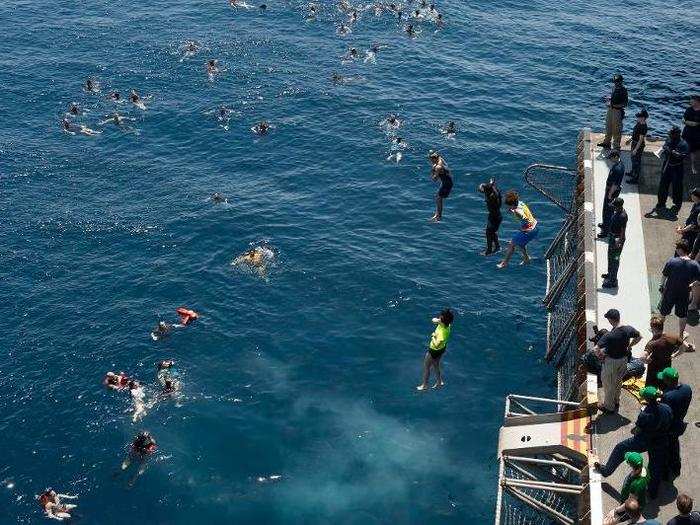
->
(417, 309, 454, 391)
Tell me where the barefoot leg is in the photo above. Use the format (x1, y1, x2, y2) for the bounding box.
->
(417, 352, 432, 390)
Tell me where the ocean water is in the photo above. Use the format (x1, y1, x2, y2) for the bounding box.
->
(0, 0, 697, 523)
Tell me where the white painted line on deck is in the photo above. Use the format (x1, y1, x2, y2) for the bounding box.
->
(592, 154, 652, 357)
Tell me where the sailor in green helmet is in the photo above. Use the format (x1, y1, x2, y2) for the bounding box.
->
(417, 309, 454, 391)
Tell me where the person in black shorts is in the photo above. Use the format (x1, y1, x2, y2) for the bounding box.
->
(429, 151, 453, 222)
(656, 126, 690, 214)
(478, 178, 502, 255)
(625, 109, 648, 184)
(682, 95, 700, 176)
(677, 188, 700, 256)
(659, 240, 700, 338)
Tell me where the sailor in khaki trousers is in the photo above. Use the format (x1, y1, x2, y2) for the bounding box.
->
(598, 74, 629, 153)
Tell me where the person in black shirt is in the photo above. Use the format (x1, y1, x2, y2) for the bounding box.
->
(668, 494, 700, 525)
(602, 198, 627, 289)
(682, 95, 700, 176)
(625, 109, 648, 184)
(659, 367, 692, 478)
(478, 178, 502, 255)
(598, 74, 629, 152)
(677, 188, 700, 255)
(656, 126, 690, 213)
(594, 308, 642, 413)
(659, 239, 700, 338)
(598, 151, 624, 238)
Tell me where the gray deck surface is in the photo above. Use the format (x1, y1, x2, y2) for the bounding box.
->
(590, 133, 700, 523)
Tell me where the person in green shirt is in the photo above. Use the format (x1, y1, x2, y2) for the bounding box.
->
(417, 309, 454, 391)
(620, 452, 649, 508)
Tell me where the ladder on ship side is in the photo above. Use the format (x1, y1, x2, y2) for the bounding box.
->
(494, 395, 591, 525)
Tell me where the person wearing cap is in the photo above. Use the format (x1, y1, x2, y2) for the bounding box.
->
(618, 452, 649, 510)
(478, 178, 502, 256)
(643, 317, 693, 389)
(658, 239, 700, 339)
(595, 386, 672, 500)
(668, 494, 700, 525)
(602, 197, 627, 289)
(598, 74, 629, 152)
(428, 151, 453, 222)
(677, 189, 700, 254)
(656, 126, 690, 213)
(594, 309, 641, 414)
(682, 95, 700, 176)
(598, 151, 625, 239)
(626, 109, 649, 184)
(659, 367, 692, 478)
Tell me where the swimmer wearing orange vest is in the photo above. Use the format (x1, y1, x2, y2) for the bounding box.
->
(37, 489, 78, 521)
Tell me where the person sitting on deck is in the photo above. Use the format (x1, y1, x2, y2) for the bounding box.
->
(604, 452, 649, 523)
(496, 190, 539, 269)
(595, 386, 672, 500)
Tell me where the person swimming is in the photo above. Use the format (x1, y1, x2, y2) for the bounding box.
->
(331, 72, 344, 84)
(129, 89, 147, 110)
(61, 118, 101, 136)
(342, 47, 359, 63)
(306, 2, 318, 20)
(405, 24, 417, 36)
(151, 308, 198, 340)
(441, 120, 457, 137)
(99, 113, 136, 128)
(337, 23, 352, 36)
(210, 192, 228, 204)
(67, 103, 81, 116)
(104, 371, 130, 390)
(151, 321, 171, 341)
(381, 114, 402, 130)
(207, 59, 222, 80)
(84, 78, 100, 93)
(37, 489, 78, 521)
(364, 43, 380, 63)
(121, 432, 158, 482)
(232, 244, 276, 278)
(181, 40, 200, 61)
(129, 380, 147, 422)
(387, 136, 407, 163)
(229, 0, 253, 8)
(108, 91, 122, 103)
(176, 307, 199, 326)
(251, 121, 270, 135)
(217, 105, 233, 130)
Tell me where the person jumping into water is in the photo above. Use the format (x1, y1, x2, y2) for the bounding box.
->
(478, 178, 502, 255)
(417, 309, 454, 391)
(429, 151, 453, 222)
(37, 489, 78, 521)
(497, 190, 539, 269)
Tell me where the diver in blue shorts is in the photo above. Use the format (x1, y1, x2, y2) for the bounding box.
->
(497, 190, 539, 269)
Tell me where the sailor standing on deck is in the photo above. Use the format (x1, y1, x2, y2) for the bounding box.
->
(659, 367, 692, 479)
(625, 109, 648, 184)
(655, 126, 690, 214)
(598, 74, 629, 153)
(598, 151, 625, 239)
(594, 309, 641, 414)
(602, 197, 627, 289)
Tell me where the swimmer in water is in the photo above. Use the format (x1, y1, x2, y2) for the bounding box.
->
(229, 0, 253, 7)
(348, 9, 358, 23)
(381, 114, 402, 130)
(67, 103, 81, 116)
(337, 23, 352, 36)
(84, 78, 100, 93)
(211, 192, 228, 204)
(151, 321, 171, 341)
(441, 120, 457, 137)
(306, 3, 318, 20)
(435, 12, 444, 28)
(129, 380, 147, 422)
(104, 371, 130, 390)
(156, 360, 181, 398)
(405, 24, 417, 36)
(331, 72, 344, 84)
(61, 118, 101, 136)
(417, 309, 454, 391)
(251, 120, 270, 135)
(387, 136, 407, 163)
(429, 151, 453, 222)
(181, 40, 200, 61)
(121, 432, 157, 482)
(37, 489, 79, 521)
(207, 59, 221, 81)
(233, 245, 275, 278)
(342, 47, 359, 63)
(217, 105, 232, 130)
(364, 43, 380, 63)
(99, 113, 136, 128)
(108, 91, 122, 103)
(129, 89, 148, 110)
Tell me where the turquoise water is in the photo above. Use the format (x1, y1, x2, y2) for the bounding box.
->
(1, 0, 697, 523)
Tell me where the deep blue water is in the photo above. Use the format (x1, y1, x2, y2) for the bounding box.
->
(0, 0, 697, 523)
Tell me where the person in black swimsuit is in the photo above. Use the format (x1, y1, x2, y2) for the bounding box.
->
(682, 95, 700, 175)
(478, 178, 502, 255)
(429, 151, 453, 222)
